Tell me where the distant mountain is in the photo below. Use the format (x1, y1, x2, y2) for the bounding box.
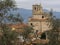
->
(11, 8, 60, 23)
(16, 8, 32, 23)
(53, 12, 60, 18)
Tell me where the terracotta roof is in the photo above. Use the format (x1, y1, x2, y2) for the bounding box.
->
(7, 23, 29, 33)
(8, 23, 28, 29)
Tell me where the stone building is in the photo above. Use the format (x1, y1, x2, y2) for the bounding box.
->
(28, 4, 52, 40)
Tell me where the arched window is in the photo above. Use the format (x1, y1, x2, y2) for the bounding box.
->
(30, 23, 33, 26)
(34, 7, 36, 10)
(42, 16, 44, 18)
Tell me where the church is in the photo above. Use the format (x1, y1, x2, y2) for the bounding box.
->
(28, 4, 52, 40)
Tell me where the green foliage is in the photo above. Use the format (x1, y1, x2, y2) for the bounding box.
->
(47, 19, 60, 45)
(0, 0, 15, 10)
(0, 0, 22, 45)
(0, 0, 23, 24)
(0, 24, 18, 45)
(22, 26, 33, 39)
(4, 0, 15, 8)
(7, 13, 23, 23)
(45, 9, 60, 45)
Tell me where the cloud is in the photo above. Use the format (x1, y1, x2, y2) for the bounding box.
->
(15, 0, 28, 2)
(15, 0, 60, 12)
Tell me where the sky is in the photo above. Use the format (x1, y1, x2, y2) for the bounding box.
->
(15, 0, 60, 12)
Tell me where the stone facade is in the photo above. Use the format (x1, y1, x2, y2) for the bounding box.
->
(28, 4, 52, 39)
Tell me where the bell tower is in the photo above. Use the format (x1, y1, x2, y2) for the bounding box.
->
(32, 4, 43, 15)
(28, 4, 52, 33)
(28, 4, 52, 41)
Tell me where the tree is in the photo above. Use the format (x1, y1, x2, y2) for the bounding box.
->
(0, 0, 23, 24)
(0, 0, 23, 45)
(22, 26, 33, 40)
(1, 24, 18, 45)
(46, 9, 60, 45)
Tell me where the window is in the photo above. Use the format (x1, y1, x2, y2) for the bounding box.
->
(34, 7, 36, 10)
(31, 23, 33, 26)
(42, 16, 44, 18)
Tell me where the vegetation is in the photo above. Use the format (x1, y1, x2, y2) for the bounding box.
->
(0, 0, 33, 45)
(0, 0, 23, 45)
(22, 26, 33, 40)
(0, 0, 23, 24)
(46, 10, 60, 45)
(47, 19, 60, 45)
(1, 25, 18, 45)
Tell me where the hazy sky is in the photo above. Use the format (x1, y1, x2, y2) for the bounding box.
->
(15, 0, 60, 12)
